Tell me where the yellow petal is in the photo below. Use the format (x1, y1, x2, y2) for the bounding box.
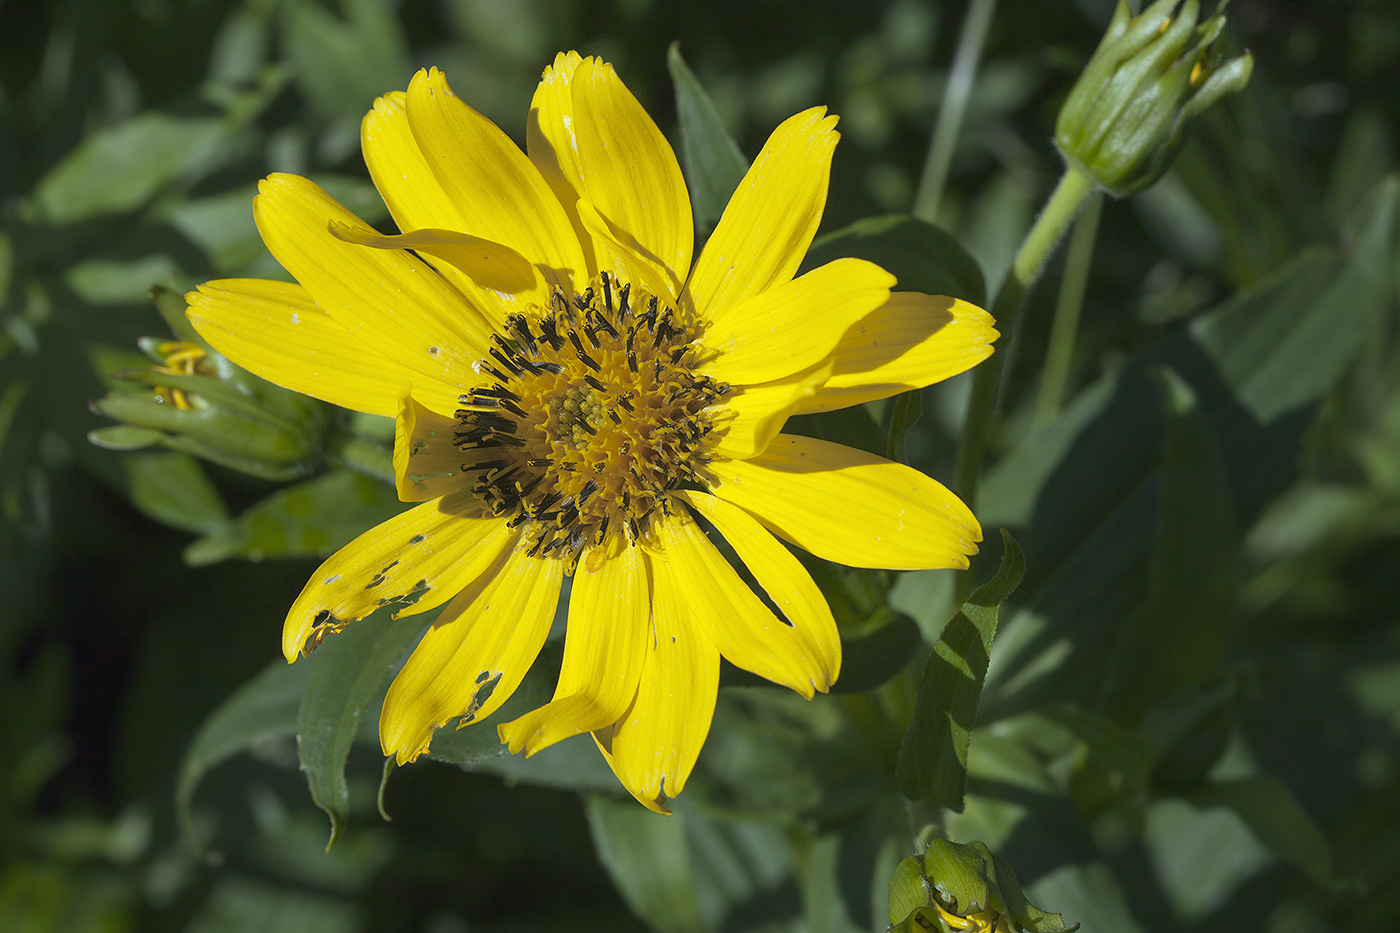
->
(394, 391, 464, 501)
(599, 548, 720, 812)
(677, 491, 840, 691)
(797, 293, 999, 414)
(527, 52, 596, 274)
(655, 510, 829, 698)
(697, 258, 893, 384)
(405, 68, 587, 293)
(282, 492, 511, 661)
(709, 361, 831, 460)
(379, 541, 564, 764)
(253, 174, 495, 391)
(362, 91, 533, 326)
(186, 278, 457, 417)
(362, 90, 468, 233)
(707, 434, 981, 571)
(576, 198, 684, 311)
(683, 107, 839, 321)
(567, 56, 692, 298)
(497, 543, 649, 755)
(328, 223, 547, 305)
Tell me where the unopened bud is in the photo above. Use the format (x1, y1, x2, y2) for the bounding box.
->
(1055, 0, 1253, 196)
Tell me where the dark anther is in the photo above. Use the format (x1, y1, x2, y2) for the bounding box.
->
(579, 480, 599, 503)
(577, 417, 597, 436)
(507, 511, 531, 529)
(499, 397, 528, 418)
(594, 311, 619, 338)
(618, 283, 631, 317)
(617, 394, 635, 412)
(608, 409, 621, 424)
(584, 322, 602, 349)
(584, 373, 607, 392)
(526, 457, 551, 468)
(669, 345, 688, 364)
(489, 346, 523, 376)
(539, 317, 564, 350)
(601, 272, 613, 314)
(482, 364, 510, 383)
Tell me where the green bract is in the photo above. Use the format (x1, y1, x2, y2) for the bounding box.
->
(888, 840, 1079, 933)
(89, 290, 330, 481)
(1055, 0, 1253, 196)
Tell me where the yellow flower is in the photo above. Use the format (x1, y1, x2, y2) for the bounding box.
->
(185, 53, 997, 813)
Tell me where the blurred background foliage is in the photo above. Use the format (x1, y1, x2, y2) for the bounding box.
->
(2, 0, 1400, 930)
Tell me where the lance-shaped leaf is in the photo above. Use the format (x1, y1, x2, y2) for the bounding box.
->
(668, 43, 748, 235)
(297, 609, 427, 851)
(897, 531, 1025, 808)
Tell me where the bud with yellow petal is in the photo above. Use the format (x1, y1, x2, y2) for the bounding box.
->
(89, 287, 330, 480)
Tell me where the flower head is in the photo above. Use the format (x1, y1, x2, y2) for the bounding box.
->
(186, 53, 997, 812)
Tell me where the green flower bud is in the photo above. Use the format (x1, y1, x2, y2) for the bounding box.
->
(90, 290, 330, 480)
(888, 840, 1078, 933)
(1055, 0, 1254, 196)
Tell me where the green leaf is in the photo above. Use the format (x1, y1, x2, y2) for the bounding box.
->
(805, 215, 987, 306)
(977, 180, 1395, 718)
(184, 470, 404, 565)
(115, 450, 230, 534)
(886, 390, 924, 464)
(1099, 367, 1238, 722)
(30, 114, 229, 225)
(86, 425, 162, 451)
(668, 43, 748, 235)
(282, 0, 409, 122)
(586, 795, 706, 933)
(828, 612, 921, 694)
(1192, 177, 1396, 423)
(897, 530, 1024, 808)
(1181, 776, 1335, 887)
(175, 659, 309, 847)
(296, 609, 427, 852)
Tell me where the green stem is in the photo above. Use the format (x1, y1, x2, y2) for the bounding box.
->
(1035, 191, 1103, 424)
(912, 0, 999, 223)
(952, 165, 1096, 512)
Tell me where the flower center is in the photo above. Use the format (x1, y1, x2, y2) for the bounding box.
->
(454, 273, 727, 564)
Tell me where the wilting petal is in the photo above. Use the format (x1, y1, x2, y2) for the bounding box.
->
(683, 107, 839, 321)
(379, 541, 564, 764)
(708, 434, 981, 570)
(328, 223, 547, 308)
(253, 174, 495, 390)
(405, 68, 587, 292)
(283, 491, 513, 661)
(394, 392, 465, 501)
(186, 278, 458, 417)
(797, 293, 998, 414)
(655, 508, 830, 698)
(698, 258, 892, 384)
(597, 547, 720, 814)
(498, 543, 649, 754)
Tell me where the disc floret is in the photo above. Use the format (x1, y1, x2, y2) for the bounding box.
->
(454, 273, 728, 564)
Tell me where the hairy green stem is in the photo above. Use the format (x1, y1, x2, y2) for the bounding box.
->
(912, 0, 999, 223)
(1035, 191, 1104, 424)
(952, 166, 1096, 512)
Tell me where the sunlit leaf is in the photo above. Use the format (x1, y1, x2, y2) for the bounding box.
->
(898, 530, 1024, 808)
(185, 470, 404, 565)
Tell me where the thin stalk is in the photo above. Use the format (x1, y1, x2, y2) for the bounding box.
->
(912, 0, 999, 223)
(952, 166, 1096, 514)
(1035, 191, 1103, 424)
